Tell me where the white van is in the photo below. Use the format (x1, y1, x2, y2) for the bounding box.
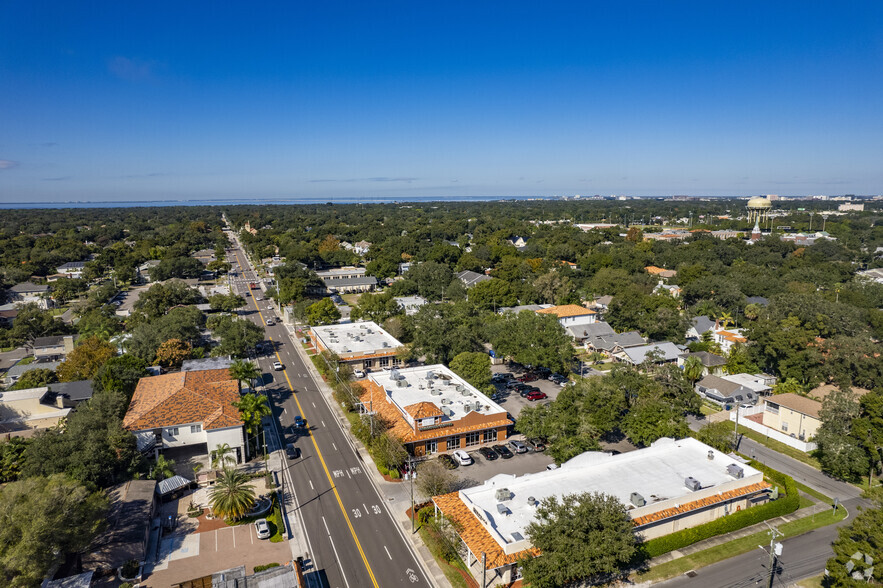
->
(452, 450, 473, 466)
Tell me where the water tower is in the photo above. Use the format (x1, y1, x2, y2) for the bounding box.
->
(746, 196, 773, 226)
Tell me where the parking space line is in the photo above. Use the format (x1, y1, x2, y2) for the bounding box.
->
(232, 525, 236, 548)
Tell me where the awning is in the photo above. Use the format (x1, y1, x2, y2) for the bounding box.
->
(157, 475, 192, 496)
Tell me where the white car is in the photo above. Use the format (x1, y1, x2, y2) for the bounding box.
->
(353, 369, 366, 379)
(273, 361, 283, 371)
(452, 450, 473, 466)
(254, 518, 271, 539)
(266, 318, 274, 326)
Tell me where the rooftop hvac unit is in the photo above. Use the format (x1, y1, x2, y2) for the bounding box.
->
(395, 380, 408, 388)
(390, 367, 401, 380)
(527, 497, 538, 507)
(441, 407, 453, 417)
(426, 370, 435, 380)
(431, 389, 442, 396)
(727, 464, 744, 479)
(685, 477, 701, 491)
(495, 488, 512, 501)
(496, 503, 511, 516)
(456, 384, 465, 392)
(630, 492, 646, 507)
(707, 450, 715, 461)
(381, 342, 390, 348)
(441, 399, 451, 405)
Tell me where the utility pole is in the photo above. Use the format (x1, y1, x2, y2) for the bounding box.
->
(409, 455, 416, 533)
(481, 552, 487, 588)
(760, 526, 783, 588)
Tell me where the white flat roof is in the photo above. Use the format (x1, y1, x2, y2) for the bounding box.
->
(367, 364, 507, 422)
(0, 386, 50, 402)
(723, 373, 772, 392)
(459, 437, 761, 549)
(311, 321, 401, 356)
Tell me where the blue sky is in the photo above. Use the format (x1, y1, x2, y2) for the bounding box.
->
(1, 2, 881, 202)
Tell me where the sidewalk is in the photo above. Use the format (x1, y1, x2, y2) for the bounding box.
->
(284, 322, 451, 588)
(646, 498, 831, 568)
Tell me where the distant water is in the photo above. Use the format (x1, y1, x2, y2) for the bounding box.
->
(0, 195, 566, 210)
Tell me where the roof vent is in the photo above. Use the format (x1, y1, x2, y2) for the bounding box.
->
(382, 342, 390, 348)
(630, 492, 646, 507)
(495, 488, 512, 501)
(395, 379, 407, 388)
(431, 389, 442, 396)
(511, 532, 524, 541)
(426, 370, 435, 380)
(685, 477, 701, 491)
(496, 503, 511, 516)
(390, 367, 402, 380)
(727, 464, 744, 479)
(707, 450, 714, 461)
(527, 496, 538, 507)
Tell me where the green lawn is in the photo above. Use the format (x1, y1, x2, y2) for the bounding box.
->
(737, 425, 822, 470)
(636, 505, 847, 584)
(794, 481, 831, 504)
(699, 405, 718, 416)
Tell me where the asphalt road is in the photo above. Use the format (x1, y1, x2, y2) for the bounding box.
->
(658, 496, 864, 588)
(225, 241, 432, 588)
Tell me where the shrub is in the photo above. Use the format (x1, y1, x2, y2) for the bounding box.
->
(254, 563, 281, 572)
(120, 560, 140, 579)
(640, 461, 799, 559)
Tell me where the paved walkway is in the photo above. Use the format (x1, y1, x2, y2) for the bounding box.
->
(284, 322, 452, 588)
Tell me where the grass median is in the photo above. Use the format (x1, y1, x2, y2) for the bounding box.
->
(636, 505, 847, 584)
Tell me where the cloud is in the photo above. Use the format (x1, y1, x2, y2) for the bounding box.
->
(0, 160, 19, 170)
(108, 56, 155, 81)
(42, 176, 72, 181)
(310, 176, 419, 183)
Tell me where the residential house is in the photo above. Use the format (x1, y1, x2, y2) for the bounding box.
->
(56, 261, 87, 279)
(857, 268, 883, 285)
(567, 320, 615, 344)
(81, 479, 157, 576)
(3, 360, 61, 387)
(31, 334, 77, 361)
(615, 342, 682, 365)
(395, 295, 428, 316)
(192, 249, 217, 264)
(123, 368, 247, 463)
(724, 373, 774, 396)
(714, 327, 748, 354)
(654, 280, 682, 298)
(0, 380, 93, 437)
(535, 304, 597, 328)
(588, 295, 613, 312)
(677, 351, 726, 377)
(696, 375, 758, 407)
(353, 240, 372, 255)
(310, 321, 403, 371)
(583, 329, 646, 354)
(645, 266, 677, 279)
(507, 236, 528, 248)
(686, 316, 716, 341)
(358, 364, 513, 457)
(0, 303, 17, 327)
(137, 259, 161, 283)
(8, 282, 51, 309)
(499, 304, 552, 315)
(761, 394, 827, 441)
(433, 438, 769, 586)
(456, 270, 492, 288)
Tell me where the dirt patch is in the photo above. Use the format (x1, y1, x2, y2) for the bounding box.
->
(193, 511, 230, 534)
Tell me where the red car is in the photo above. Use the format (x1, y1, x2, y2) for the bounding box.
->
(517, 373, 538, 383)
(526, 391, 548, 401)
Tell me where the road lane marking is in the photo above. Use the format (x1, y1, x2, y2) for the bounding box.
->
(322, 420, 326, 428)
(309, 479, 314, 490)
(332, 442, 337, 451)
(384, 546, 392, 560)
(312, 402, 316, 408)
(236, 249, 380, 588)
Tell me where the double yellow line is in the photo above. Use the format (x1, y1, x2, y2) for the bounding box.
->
(233, 251, 379, 588)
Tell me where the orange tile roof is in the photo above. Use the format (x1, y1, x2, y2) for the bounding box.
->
(123, 368, 242, 431)
(404, 401, 443, 419)
(434, 481, 770, 570)
(535, 304, 595, 318)
(717, 330, 747, 343)
(631, 481, 770, 526)
(359, 382, 511, 444)
(645, 266, 666, 274)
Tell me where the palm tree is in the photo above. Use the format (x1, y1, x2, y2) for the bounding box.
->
(233, 392, 272, 436)
(229, 359, 261, 394)
(150, 455, 176, 481)
(211, 442, 237, 471)
(717, 311, 734, 330)
(682, 355, 705, 385)
(209, 467, 256, 522)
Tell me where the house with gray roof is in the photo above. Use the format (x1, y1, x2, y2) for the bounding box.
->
(56, 261, 87, 278)
(677, 351, 726, 377)
(696, 374, 758, 407)
(615, 342, 682, 365)
(8, 282, 51, 309)
(686, 315, 716, 340)
(456, 270, 492, 288)
(82, 480, 157, 575)
(3, 360, 61, 387)
(31, 334, 77, 361)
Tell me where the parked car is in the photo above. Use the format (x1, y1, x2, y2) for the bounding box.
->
(293, 415, 306, 429)
(353, 369, 366, 379)
(519, 386, 539, 397)
(491, 373, 511, 383)
(506, 380, 523, 390)
(517, 373, 538, 383)
(438, 454, 458, 470)
(534, 367, 552, 377)
(549, 373, 569, 385)
(273, 361, 283, 371)
(490, 392, 504, 402)
(527, 438, 546, 452)
(254, 518, 271, 539)
(452, 450, 473, 466)
(546, 463, 559, 470)
(508, 440, 528, 454)
(285, 443, 300, 459)
(526, 391, 548, 401)
(266, 318, 275, 326)
(492, 444, 513, 459)
(477, 446, 498, 461)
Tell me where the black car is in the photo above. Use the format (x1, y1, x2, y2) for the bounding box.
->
(438, 454, 458, 470)
(492, 444, 514, 459)
(527, 438, 546, 452)
(519, 386, 540, 397)
(477, 446, 498, 461)
(285, 443, 300, 459)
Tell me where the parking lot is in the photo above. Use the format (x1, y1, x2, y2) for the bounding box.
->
(489, 364, 567, 419)
(444, 445, 556, 486)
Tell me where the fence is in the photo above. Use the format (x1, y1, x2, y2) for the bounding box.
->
(730, 409, 817, 452)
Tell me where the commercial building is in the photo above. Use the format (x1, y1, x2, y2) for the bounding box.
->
(309, 321, 403, 370)
(316, 266, 378, 293)
(433, 438, 770, 585)
(358, 365, 513, 457)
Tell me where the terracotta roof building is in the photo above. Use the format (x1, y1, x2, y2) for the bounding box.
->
(433, 438, 770, 585)
(535, 304, 596, 328)
(123, 368, 247, 464)
(358, 365, 512, 457)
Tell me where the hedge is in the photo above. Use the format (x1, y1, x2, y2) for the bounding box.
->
(254, 563, 281, 572)
(641, 461, 799, 559)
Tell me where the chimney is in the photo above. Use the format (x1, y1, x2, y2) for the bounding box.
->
(63, 335, 76, 354)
